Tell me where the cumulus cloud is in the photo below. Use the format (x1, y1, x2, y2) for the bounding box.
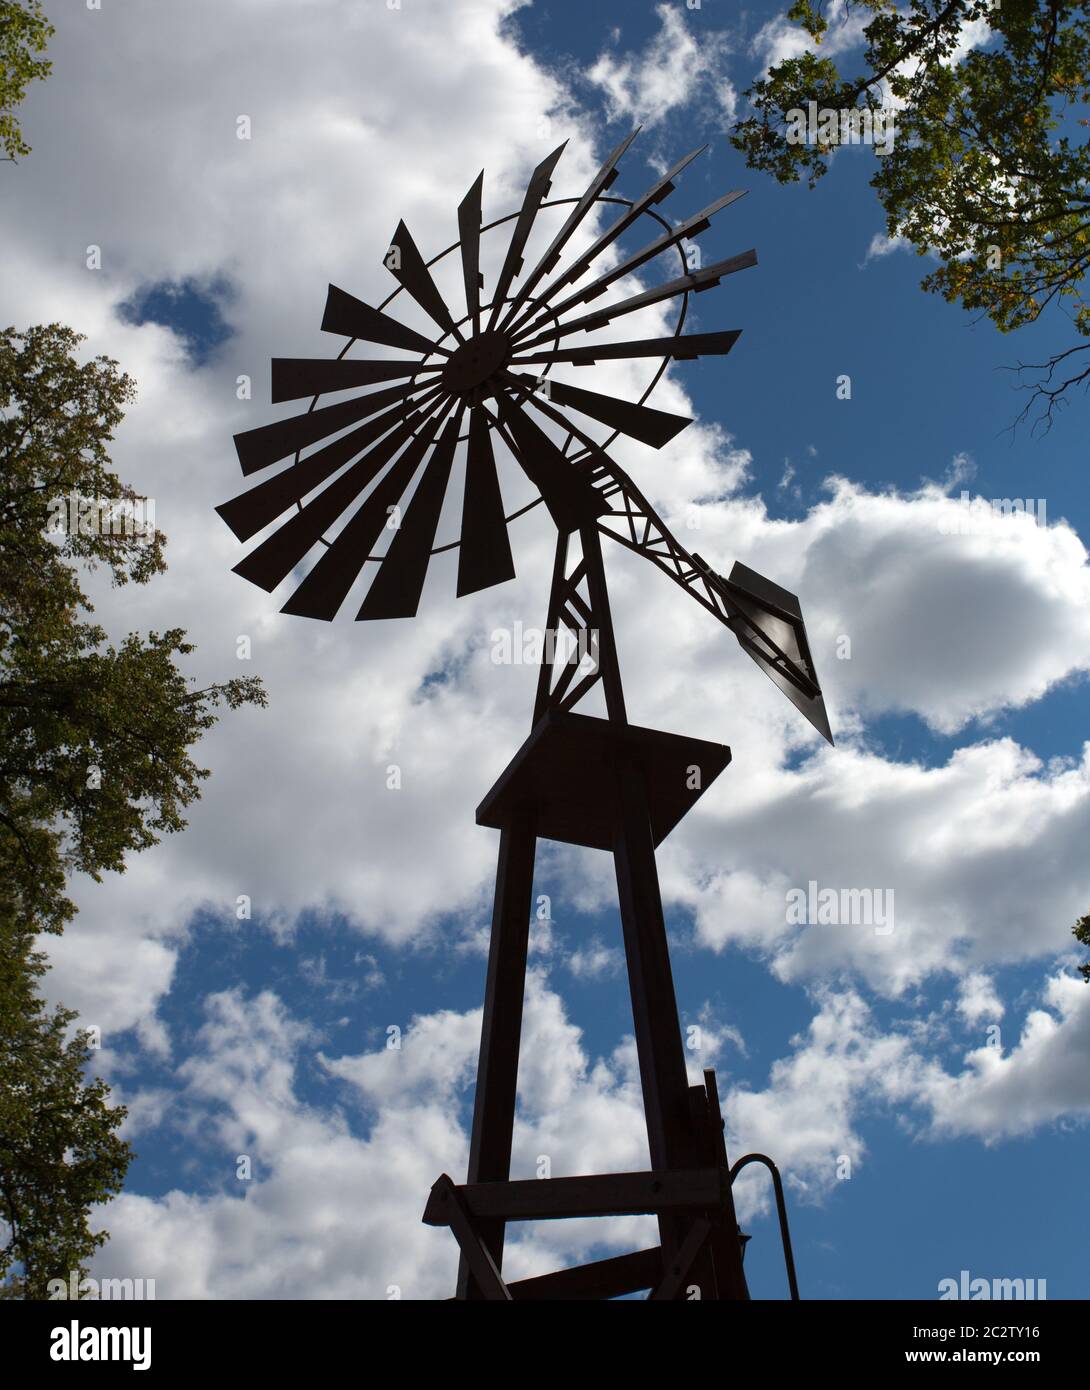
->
(957, 973, 1004, 1027)
(800, 478, 1090, 733)
(85, 977, 861, 1294)
(751, 0, 869, 73)
(586, 3, 736, 130)
(95, 977, 655, 1295)
(94, 989, 468, 1299)
(666, 736, 1090, 994)
(861, 232, 911, 265)
(566, 938, 624, 980)
(93, 964, 1088, 1295)
(919, 970, 1090, 1141)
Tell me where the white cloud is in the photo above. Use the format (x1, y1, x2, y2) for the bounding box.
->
(81, 976, 859, 1294)
(668, 736, 1090, 995)
(727, 970, 1090, 1207)
(799, 477, 1090, 733)
(93, 977, 656, 1296)
(862, 232, 910, 264)
(727, 988, 907, 1209)
(91, 964, 1089, 1295)
(752, 0, 869, 72)
(94, 989, 469, 1299)
(920, 969, 1090, 1140)
(957, 972, 1004, 1026)
(567, 938, 624, 980)
(939, 450, 977, 491)
(586, 4, 735, 130)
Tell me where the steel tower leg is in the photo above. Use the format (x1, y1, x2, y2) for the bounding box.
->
(612, 754, 748, 1299)
(456, 807, 537, 1299)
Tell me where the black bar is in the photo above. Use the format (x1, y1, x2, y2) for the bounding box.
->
(508, 1247, 662, 1301)
(650, 1218, 713, 1300)
(426, 1168, 725, 1225)
(433, 1177, 512, 1301)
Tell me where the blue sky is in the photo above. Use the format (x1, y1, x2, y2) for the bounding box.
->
(7, 0, 1089, 1299)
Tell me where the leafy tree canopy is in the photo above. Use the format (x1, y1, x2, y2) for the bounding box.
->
(0, 323, 266, 935)
(731, 1, 1090, 426)
(0, 0, 53, 161)
(1073, 911, 1090, 980)
(0, 920, 130, 1300)
(0, 323, 266, 1296)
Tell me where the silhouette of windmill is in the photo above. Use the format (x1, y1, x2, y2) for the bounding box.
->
(218, 132, 831, 1300)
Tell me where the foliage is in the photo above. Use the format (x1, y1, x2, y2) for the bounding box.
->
(1073, 910, 1090, 980)
(731, 1, 1090, 426)
(0, 323, 266, 1296)
(0, 918, 130, 1299)
(0, 324, 266, 937)
(0, 0, 53, 161)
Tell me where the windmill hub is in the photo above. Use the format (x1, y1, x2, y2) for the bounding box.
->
(441, 331, 511, 395)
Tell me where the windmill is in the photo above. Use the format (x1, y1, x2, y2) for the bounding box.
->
(218, 132, 832, 1300)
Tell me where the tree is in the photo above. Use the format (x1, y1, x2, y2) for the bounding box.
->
(0, 920, 130, 1300)
(0, 323, 266, 1295)
(1, 324, 266, 937)
(0, 0, 53, 162)
(730, 1, 1090, 428)
(1073, 911, 1090, 980)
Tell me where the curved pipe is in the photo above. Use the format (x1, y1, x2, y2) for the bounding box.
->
(729, 1153, 800, 1301)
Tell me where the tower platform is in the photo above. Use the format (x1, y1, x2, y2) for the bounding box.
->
(476, 707, 731, 851)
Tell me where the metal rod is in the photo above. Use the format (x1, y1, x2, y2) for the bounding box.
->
(729, 1152, 801, 1301)
(578, 522, 627, 725)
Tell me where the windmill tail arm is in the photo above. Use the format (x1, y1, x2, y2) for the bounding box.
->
(592, 465, 834, 745)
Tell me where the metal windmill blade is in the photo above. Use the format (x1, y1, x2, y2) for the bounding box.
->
(216, 131, 831, 746)
(217, 133, 751, 623)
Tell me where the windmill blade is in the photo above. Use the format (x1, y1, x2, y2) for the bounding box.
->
(507, 371, 691, 448)
(510, 330, 741, 368)
(458, 172, 485, 333)
(281, 414, 445, 620)
(386, 220, 464, 343)
(231, 398, 445, 592)
(494, 392, 610, 533)
(357, 411, 462, 620)
(506, 144, 706, 340)
(217, 386, 446, 542)
(529, 191, 747, 326)
(233, 378, 432, 476)
(486, 143, 567, 329)
(457, 406, 516, 597)
(501, 373, 634, 488)
(272, 357, 438, 403)
(321, 283, 442, 356)
(496, 128, 639, 333)
(514, 250, 758, 355)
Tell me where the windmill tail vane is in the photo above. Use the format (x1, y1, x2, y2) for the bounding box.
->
(220, 131, 833, 1299)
